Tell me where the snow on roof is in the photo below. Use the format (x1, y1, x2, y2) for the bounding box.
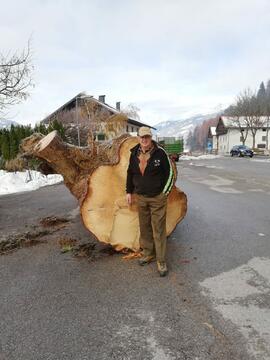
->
(220, 116, 269, 128)
(210, 127, 216, 135)
(221, 116, 247, 127)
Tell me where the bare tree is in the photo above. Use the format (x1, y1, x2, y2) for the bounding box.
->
(0, 41, 34, 114)
(81, 98, 128, 151)
(123, 103, 140, 120)
(229, 89, 265, 148)
(227, 95, 249, 145)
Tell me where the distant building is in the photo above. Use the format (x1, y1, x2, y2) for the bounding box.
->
(216, 116, 270, 154)
(207, 126, 218, 153)
(157, 136, 183, 144)
(41, 92, 154, 145)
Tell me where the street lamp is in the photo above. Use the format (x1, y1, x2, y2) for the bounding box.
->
(76, 95, 81, 146)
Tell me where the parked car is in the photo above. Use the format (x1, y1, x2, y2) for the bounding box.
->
(230, 145, 254, 157)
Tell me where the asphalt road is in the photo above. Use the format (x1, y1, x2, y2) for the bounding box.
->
(0, 156, 269, 360)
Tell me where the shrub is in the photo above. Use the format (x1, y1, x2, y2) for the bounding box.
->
(4, 157, 26, 172)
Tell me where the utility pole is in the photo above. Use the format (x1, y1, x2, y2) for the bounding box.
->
(76, 95, 81, 146)
(266, 115, 269, 154)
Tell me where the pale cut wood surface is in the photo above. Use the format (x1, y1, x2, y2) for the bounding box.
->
(81, 137, 187, 250)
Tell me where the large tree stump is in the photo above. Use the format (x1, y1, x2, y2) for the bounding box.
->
(21, 131, 187, 251)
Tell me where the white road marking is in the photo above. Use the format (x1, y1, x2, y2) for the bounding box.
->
(199, 175, 235, 187)
(200, 257, 270, 360)
(210, 187, 242, 194)
(206, 165, 223, 169)
(191, 175, 243, 194)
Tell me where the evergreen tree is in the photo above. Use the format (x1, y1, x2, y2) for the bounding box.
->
(257, 81, 269, 116)
(34, 122, 48, 134)
(48, 119, 66, 140)
(24, 125, 33, 137)
(1, 130, 10, 160)
(257, 81, 266, 101)
(0, 130, 2, 157)
(0, 120, 65, 163)
(9, 124, 19, 159)
(266, 80, 270, 97)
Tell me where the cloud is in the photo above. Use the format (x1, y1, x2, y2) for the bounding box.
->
(1, 0, 270, 125)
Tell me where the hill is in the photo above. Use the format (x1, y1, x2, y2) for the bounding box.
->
(153, 113, 219, 140)
(0, 119, 20, 129)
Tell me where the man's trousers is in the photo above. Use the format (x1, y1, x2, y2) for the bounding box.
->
(137, 192, 167, 262)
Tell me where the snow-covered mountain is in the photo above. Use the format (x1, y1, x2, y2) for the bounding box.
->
(153, 113, 219, 140)
(0, 119, 19, 129)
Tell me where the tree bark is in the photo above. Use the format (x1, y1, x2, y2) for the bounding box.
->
(21, 131, 187, 251)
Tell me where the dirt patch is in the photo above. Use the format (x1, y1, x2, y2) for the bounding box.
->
(40, 216, 70, 228)
(0, 216, 70, 255)
(72, 242, 116, 260)
(1, 213, 116, 260)
(0, 230, 50, 255)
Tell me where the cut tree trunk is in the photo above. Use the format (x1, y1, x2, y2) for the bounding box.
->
(21, 131, 187, 251)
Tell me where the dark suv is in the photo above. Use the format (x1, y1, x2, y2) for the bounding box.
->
(230, 145, 254, 157)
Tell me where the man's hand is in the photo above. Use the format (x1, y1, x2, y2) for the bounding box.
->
(126, 193, 132, 206)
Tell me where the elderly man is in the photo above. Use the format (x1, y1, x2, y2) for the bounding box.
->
(126, 126, 174, 277)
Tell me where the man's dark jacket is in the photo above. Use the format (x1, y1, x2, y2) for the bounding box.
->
(126, 142, 174, 197)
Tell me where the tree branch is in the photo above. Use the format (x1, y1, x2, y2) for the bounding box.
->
(0, 40, 34, 113)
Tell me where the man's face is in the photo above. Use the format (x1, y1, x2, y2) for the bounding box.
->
(139, 135, 152, 149)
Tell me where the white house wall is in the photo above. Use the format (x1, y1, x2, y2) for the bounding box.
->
(127, 124, 139, 133)
(212, 135, 218, 151)
(104, 124, 139, 141)
(218, 129, 270, 154)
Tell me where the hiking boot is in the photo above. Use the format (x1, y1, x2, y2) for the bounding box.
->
(157, 261, 168, 277)
(138, 255, 155, 266)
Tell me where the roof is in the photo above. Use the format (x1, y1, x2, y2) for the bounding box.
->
(219, 116, 269, 128)
(210, 127, 216, 136)
(42, 92, 156, 129)
(42, 92, 89, 123)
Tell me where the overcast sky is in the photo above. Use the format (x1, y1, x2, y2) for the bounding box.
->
(1, 0, 270, 126)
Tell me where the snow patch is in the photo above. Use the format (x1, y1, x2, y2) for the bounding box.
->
(251, 158, 270, 163)
(180, 154, 222, 160)
(0, 170, 63, 195)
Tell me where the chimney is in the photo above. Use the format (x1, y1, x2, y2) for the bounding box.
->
(99, 95, 106, 103)
(116, 101, 121, 111)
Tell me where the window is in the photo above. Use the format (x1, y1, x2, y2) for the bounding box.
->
(262, 136, 266, 141)
(262, 128, 266, 132)
(131, 126, 134, 132)
(258, 144, 266, 148)
(126, 125, 129, 132)
(97, 133, 105, 141)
